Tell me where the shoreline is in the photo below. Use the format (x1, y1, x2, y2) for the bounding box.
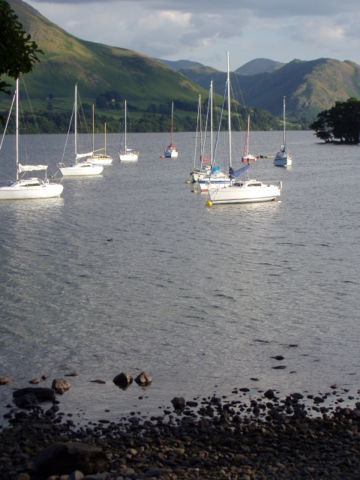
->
(2, 384, 360, 479)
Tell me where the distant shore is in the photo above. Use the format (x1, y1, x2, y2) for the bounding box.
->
(1, 384, 360, 479)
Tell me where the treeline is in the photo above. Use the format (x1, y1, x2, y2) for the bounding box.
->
(310, 97, 360, 143)
(1, 98, 284, 134)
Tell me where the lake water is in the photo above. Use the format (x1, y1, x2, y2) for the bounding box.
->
(0, 130, 359, 424)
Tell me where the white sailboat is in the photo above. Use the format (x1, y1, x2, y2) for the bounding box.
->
(0, 78, 63, 200)
(197, 81, 231, 192)
(274, 96, 292, 167)
(163, 101, 179, 159)
(119, 100, 139, 162)
(190, 94, 212, 183)
(88, 105, 113, 166)
(58, 85, 103, 176)
(241, 115, 257, 163)
(207, 53, 281, 206)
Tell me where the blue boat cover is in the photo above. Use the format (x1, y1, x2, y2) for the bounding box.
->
(229, 164, 249, 178)
(211, 165, 221, 173)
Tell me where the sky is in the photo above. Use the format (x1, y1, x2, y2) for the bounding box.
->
(25, 0, 360, 71)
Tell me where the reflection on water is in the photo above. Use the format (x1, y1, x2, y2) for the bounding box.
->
(0, 131, 360, 423)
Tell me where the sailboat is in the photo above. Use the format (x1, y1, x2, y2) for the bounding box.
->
(88, 105, 113, 166)
(197, 81, 231, 192)
(119, 100, 139, 162)
(58, 85, 103, 176)
(163, 101, 179, 158)
(0, 78, 63, 200)
(241, 115, 257, 163)
(274, 96, 292, 167)
(190, 94, 210, 183)
(207, 53, 281, 206)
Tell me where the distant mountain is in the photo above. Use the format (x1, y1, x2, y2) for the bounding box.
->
(159, 59, 214, 72)
(235, 58, 284, 76)
(178, 58, 360, 125)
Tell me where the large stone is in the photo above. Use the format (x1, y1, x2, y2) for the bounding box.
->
(171, 397, 186, 411)
(52, 378, 71, 394)
(13, 387, 55, 408)
(135, 371, 152, 386)
(113, 372, 133, 388)
(32, 442, 106, 477)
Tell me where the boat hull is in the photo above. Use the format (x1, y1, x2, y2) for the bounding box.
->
(274, 152, 292, 167)
(208, 180, 282, 204)
(0, 179, 63, 200)
(59, 162, 103, 176)
(119, 151, 139, 162)
(88, 155, 113, 166)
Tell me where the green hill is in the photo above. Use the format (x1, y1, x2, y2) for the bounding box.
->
(179, 58, 360, 126)
(1, 0, 280, 133)
(235, 58, 284, 76)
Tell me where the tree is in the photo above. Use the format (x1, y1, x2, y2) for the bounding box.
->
(310, 98, 360, 144)
(0, 0, 41, 95)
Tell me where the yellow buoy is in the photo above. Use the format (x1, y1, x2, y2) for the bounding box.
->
(206, 199, 212, 207)
(185, 179, 190, 184)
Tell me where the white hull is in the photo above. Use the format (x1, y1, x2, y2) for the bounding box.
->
(88, 155, 113, 166)
(59, 162, 103, 176)
(119, 150, 139, 162)
(191, 167, 211, 183)
(198, 169, 231, 192)
(274, 152, 292, 167)
(0, 178, 63, 200)
(208, 179, 282, 204)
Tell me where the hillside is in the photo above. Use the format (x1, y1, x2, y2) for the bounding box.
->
(235, 58, 284, 76)
(179, 58, 360, 126)
(1, 0, 206, 132)
(1, 0, 281, 133)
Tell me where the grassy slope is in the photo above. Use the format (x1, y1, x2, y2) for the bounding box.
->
(180, 59, 360, 125)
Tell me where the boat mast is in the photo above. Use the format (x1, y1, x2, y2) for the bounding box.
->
(74, 83, 78, 161)
(283, 96, 286, 147)
(171, 101, 174, 146)
(104, 123, 107, 155)
(210, 81, 213, 165)
(193, 94, 201, 169)
(15, 78, 19, 181)
(227, 51, 232, 168)
(92, 104, 95, 153)
(124, 100, 127, 151)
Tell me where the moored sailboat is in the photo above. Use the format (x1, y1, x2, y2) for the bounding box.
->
(274, 96, 292, 167)
(197, 81, 231, 192)
(119, 100, 139, 162)
(0, 78, 63, 200)
(207, 53, 282, 206)
(163, 101, 178, 159)
(88, 105, 113, 166)
(58, 85, 103, 176)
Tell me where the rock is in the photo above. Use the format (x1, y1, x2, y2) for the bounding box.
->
(32, 442, 106, 477)
(171, 397, 185, 411)
(135, 371, 152, 386)
(29, 378, 41, 385)
(52, 378, 71, 394)
(113, 372, 133, 388)
(15, 473, 31, 480)
(0, 375, 9, 385)
(271, 355, 284, 361)
(13, 387, 55, 408)
(264, 389, 276, 400)
(69, 470, 84, 480)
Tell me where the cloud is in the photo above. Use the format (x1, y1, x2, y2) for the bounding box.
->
(25, 0, 360, 69)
